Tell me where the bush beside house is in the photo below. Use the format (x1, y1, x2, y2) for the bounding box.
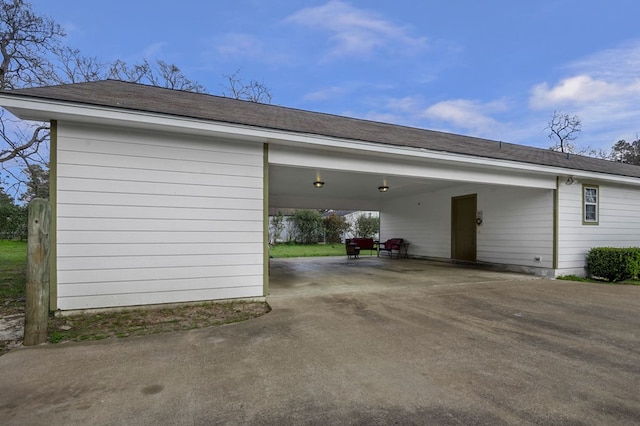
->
(586, 247, 640, 282)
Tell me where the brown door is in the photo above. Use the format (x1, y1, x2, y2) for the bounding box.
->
(451, 194, 477, 262)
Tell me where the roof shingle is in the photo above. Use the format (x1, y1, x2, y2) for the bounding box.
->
(6, 79, 640, 179)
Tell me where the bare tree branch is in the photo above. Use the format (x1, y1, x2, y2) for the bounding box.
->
(108, 59, 207, 93)
(0, 0, 65, 90)
(222, 69, 272, 103)
(546, 110, 581, 153)
(0, 110, 48, 163)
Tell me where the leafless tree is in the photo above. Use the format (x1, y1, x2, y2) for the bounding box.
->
(0, 1, 272, 199)
(546, 110, 582, 153)
(0, 0, 65, 91)
(108, 59, 207, 93)
(46, 46, 106, 84)
(222, 69, 272, 103)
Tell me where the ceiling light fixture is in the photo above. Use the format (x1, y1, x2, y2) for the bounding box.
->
(313, 180, 325, 188)
(378, 185, 389, 192)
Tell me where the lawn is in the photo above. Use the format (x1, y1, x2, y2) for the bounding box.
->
(0, 240, 27, 355)
(269, 242, 372, 258)
(0, 240, 27, 301)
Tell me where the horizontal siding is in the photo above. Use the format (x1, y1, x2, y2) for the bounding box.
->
(57, 242, 263, 257)
(57, 230, 261, 244)
(381, 184, 554, 269)
(58, 204, 262, 221)
(58, 217, 262, 232)
(58, 253, 263, 270)
(57, 277, 258, 297)
(59, 164, 261, 186)
(477, 186, 553, 268)
(58, 149, 262, 178)
(59, 264, 263, 286)
(55, 122, 264, 310)
(57, 189, 262, 206)
(57, 175, 263, 196)
(557, 182, 640, 272)
(381, 196, 450, 259)
(61, 286, 263, 310)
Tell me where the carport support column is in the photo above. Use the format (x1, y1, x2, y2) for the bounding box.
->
(553, 177, 559, 271)
(263, 143, 269, 296)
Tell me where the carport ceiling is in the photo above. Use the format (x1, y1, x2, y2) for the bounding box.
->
(268, 164, 455, 210)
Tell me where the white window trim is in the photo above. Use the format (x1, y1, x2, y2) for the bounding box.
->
(583, 184, 599, 225)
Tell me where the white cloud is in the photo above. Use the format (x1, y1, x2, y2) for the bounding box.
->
(386, 96, 424, 112)
(285, 0, 426, 59)
(209, 33, 289, 65)
(569, 40, 640, 81)
(215, 33, 265, 57)
(423, 99, 509, 137)
(141, 42, 168, 59)
(303, 85, 350, 102)
(530, 75, 640, 109)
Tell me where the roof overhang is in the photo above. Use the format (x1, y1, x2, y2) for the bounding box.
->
(2, 93, 640, 192)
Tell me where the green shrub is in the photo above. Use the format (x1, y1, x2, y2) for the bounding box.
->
(290, 209, 324, 244)
(586, 247, 640, 282)
(323, 213, 350, 243)
(355, 213, 379, 239)
(0, 203, 28, 240)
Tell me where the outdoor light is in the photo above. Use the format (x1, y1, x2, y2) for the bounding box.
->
(313, 180, 325, 188)
(378, 185, 389, 192)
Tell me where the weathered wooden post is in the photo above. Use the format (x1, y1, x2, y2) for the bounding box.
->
(23, 198, 51, 346)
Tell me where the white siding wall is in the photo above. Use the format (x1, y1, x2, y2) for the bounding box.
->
(380, 184, 554, 272)
(557, 181, 640, 276)
(477, 185, 554, 269)
(55, 123, 264, 310)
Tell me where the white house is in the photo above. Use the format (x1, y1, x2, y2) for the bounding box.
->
(1, 80, 639, 311)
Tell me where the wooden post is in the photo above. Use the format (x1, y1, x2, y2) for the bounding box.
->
(24, 198, 51, 346)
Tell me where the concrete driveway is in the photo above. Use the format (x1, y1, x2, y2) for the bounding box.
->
(1, 256, 639, 425)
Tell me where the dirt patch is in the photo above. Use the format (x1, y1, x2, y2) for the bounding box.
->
(1, 301, 270, 355)
(0, 299, 25, 355)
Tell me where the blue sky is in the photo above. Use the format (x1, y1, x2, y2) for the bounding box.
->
(29, 0, 640, 152)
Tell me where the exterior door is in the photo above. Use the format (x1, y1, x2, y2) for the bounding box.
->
(451, 194, 477, 262)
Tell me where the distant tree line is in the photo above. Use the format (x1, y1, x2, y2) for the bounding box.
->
(270, 210, 380, 245)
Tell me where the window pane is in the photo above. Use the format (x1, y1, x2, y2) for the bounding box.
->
(585, 188, 597, 203)
(585, 204, 597, 221)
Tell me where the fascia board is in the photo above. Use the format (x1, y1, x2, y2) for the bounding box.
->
(2, 94, 640, 188)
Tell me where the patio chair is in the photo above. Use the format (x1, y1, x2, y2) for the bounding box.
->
(345, 239, 361, 259)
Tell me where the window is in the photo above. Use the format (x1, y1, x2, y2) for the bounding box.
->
(583, 185, 599, 225)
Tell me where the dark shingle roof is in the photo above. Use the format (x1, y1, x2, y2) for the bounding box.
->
(6, 79, 640, 179)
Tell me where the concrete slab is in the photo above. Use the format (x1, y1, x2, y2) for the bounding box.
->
(1, 257, 639, 425)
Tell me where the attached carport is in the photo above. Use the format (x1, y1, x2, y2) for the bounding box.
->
(267, 140, 559, 282)
(10, 80, 634, 312)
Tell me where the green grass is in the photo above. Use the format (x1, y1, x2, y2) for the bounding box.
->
(557, 274, 640, 285)
(0, 240, 27, 301)
(270, 242, 370, 258)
